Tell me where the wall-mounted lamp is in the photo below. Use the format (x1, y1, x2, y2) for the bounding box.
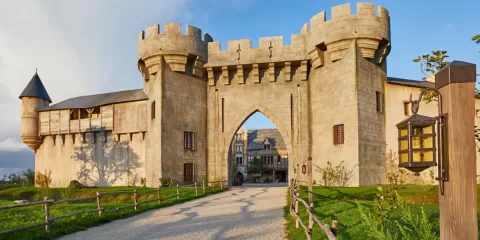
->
(396, 88, 447, 195)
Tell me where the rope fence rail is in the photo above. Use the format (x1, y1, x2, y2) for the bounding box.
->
(289, 179, 338, 240)
(0, 180, 228, 236)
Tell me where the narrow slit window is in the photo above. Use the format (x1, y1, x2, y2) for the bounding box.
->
(290, 94, 294, 130)
(184, 132, 194, 150)
(151, 101, 156, 119)
(404, 102, 410, 116)
(376, 91, 384, 114)
(221, 98, 225, 132)
(333, 124, 344, 145)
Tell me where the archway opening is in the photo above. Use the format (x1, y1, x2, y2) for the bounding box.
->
(228, 111, 289, 186)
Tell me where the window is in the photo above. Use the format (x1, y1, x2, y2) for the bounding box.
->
(236, 144, 243, 153)
(264, 144, 270, 150)
(80, 109, 89, 119)
(184, 132, 196, 150)
(404, 102, 410, 116)
(151, 101, 156, 119)
(184, 163, 194, 183)
(262, 156, 266, 164)
(333, 124, 344, 145)
(70, 110, 79, 120)
(236, 157, 243, 165)
(376, 91, 384, 113)
(236, 133, 242, 141)
(277, 156, 281, 164)
(91, 107, 101, 119)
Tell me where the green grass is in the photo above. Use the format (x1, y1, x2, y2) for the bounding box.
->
(0, 186, 225, 240)
(0, 184, 34, 191)
(284, 185, 480, 240)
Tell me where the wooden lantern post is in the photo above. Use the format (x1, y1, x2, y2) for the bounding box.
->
(435, 61, 478, 240)
(307, 156, 313, 203)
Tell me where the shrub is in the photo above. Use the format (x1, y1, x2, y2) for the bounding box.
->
(315, 161, 356, 186)
(159, 178, 176, 187)
(35, 170, 52, 188)
(140, 178, 147, 187)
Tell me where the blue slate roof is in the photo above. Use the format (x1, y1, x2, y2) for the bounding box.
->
(247, 129, 286, 150)
(387, 77, 435, 88)
(39, 89, 148, 111)
(19, 72, 52, 103)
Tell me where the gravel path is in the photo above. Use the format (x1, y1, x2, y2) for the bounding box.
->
(59, 183, 288, 240)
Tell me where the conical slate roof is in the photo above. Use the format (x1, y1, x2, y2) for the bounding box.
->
(19, 72, 52, 103)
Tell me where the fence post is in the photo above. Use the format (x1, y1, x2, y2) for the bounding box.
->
(195, 182, 198, 196)
(133, 190, 138, 211)
(295, 193, 300, 229)
(176, 184, 180, 199)
(44, 197, 50, 232)
(331, 220, 339, 236)
(202, 180, 205, 194)
(157, 186, 161, 204)
(96, 192, 103, 216)
(307, 202, 314, 238)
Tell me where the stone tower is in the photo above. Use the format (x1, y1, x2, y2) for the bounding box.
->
(19, 71, 51, 151)
(137, 23, 213, 186)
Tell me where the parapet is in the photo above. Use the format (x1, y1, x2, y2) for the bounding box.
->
(206, 2, 390, 68)
(305, 2, 390, 63)
(138, 23, 212, 76)
(206, 34, 308, 68)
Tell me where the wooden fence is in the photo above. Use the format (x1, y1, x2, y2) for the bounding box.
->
(289, 179, 338, 240)
(0, 180, 228, 236)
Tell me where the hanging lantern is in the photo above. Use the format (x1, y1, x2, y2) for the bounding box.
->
(302, 163, 307, 175)
(396, 114, 437, 175)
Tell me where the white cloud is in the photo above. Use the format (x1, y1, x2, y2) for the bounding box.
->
(0, 137, 28, 152)
(0, 0, 189, 141)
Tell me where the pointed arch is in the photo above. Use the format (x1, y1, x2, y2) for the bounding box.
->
(222, 104, 294, 174)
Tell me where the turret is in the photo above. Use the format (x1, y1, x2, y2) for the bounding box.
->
(137, 23, 213, 81)
(19, 70, 51, 151)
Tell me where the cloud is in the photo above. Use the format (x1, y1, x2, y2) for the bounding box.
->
(0, 137, 29, 152)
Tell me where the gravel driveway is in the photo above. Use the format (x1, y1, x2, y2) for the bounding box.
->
(59, 183, 288, 240)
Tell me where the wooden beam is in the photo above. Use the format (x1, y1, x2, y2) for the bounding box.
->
(436, 61, 478, 240)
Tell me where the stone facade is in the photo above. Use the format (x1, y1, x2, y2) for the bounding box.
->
(18, 2, 480, 187)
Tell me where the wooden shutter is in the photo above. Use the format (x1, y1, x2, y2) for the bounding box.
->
(333, 124, 344, 145)
(404, 102, 409, 116)
(151, 101, 155, 119)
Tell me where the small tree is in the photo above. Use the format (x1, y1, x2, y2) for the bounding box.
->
(473, 34, 480, 44)
(22, 168, 35, 184)
(246, 157, 266, 182)
(412, 50, 450, 103)
(315, 161, 356, 187)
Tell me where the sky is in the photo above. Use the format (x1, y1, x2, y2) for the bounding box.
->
(0, 0, 479, 176)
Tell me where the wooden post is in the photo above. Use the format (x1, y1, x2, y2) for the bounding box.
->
(194, 182, 198, 196)
(44, 197, 50, 232)
(331, 220, 338, 236)
(307, 202, 314, 238)
(202, 180, 205, 194)
(176, 184, 180, 199)
(96, 192, 103, 216)
(295, 193, 300, 229)
(435, 61, 478, 240)
(133, 190, 138, 211)
(307, 156, 313, 203)
(157, 187, 161, 204)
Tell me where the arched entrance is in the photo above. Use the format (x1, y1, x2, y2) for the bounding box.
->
(224, 107, 294, 186)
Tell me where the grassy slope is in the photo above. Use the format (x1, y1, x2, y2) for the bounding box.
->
(0, 186, 225, 240)
(284, 185, 480, 240)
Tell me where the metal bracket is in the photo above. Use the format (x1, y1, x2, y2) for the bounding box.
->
(436, 113, 448, 195)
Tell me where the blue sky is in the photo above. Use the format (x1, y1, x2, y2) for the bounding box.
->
(0, 0, 478, 175)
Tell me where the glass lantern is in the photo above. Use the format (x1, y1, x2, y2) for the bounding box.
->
(302, 164, 307, 175)
(396, 114, 437, 175)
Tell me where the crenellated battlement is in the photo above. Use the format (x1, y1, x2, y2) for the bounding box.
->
(206, 2, 391, 70)
(138, 23, 213, 78)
